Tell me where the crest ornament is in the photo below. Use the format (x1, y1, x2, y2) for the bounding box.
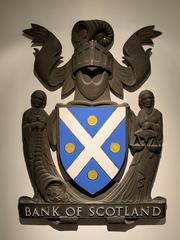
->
(18, 20, 166, 231)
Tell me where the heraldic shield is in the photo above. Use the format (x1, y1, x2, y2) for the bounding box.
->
(57, 105, 127, 196)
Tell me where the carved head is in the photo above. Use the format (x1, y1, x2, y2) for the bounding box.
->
(31, 90, 47, 108)
(138, 90, 154, 109)
(71, 20, 114, 101)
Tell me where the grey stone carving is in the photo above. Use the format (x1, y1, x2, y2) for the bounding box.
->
(104, 90, 165, 203)
(23, 20, 161, 104)
(18, 20, 166, 230)
(20, 90, 70, 203)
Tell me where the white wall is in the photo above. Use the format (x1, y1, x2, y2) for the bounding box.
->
(0, 0, 180, 239)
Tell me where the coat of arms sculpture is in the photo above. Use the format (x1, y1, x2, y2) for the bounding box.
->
(18, 20, 166, 231)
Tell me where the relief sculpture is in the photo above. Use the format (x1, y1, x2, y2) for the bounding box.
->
(18, 20, 166, 230)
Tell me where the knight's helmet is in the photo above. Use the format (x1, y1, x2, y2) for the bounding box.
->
(71, 20, 114, 78)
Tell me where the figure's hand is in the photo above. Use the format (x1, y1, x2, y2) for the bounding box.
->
(142, 122, 151, 130)
(32, 121, 46, 130)
(37, 122, 46, 130)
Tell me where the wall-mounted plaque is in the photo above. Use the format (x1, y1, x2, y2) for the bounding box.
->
(18, 20, 166, 231)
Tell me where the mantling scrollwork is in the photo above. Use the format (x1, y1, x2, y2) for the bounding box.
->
(23, 20, 161, 104)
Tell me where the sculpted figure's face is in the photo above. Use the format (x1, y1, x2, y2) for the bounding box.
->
(141, 93, 154, 108)
(31, 92, 46, 108)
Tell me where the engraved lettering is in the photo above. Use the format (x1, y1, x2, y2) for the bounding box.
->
(125, 206, 130, 216)
(25, 207, 31, 217)
(52, 207, 60, 217)
(106, 207, 115, 217)
(152, 206, 161, 216)
(77, 207, 82, 217)
(96, 207, 104, 217)
(66, 207, 76, 217)
(32, 208, 40, 217)
(131, 207, 139, 217)
(41, 207, 50, 216)
(140, 207, 150, 216)
(89, 207, 95, 217)
(116, 207, 124, 216)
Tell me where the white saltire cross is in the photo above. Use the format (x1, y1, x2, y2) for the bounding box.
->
(59, 107, 125, 179)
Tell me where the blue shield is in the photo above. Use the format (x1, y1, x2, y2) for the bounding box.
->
(57, 105, 127, 196)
